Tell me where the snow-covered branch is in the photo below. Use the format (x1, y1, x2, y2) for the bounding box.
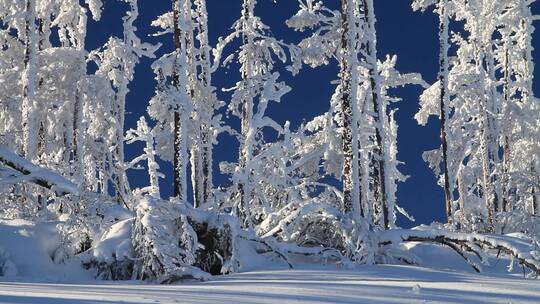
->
(0, 148, 79, 196)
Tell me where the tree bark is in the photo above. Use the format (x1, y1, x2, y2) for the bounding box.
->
(438, 0, 453, 224)
(172, 0, 188, 201)
(21, 0, 38, 161)
(478, 47, 498, 231)
(194, 0, 214, 206)
(340, 0, 363, 218)
(237, 0, 255, 228)
(361, 0, 389, 229)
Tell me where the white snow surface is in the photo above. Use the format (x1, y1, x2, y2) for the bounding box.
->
(0, 219, 91, 281)
(1, 219, 539, 303)
(1, 266, 539, 304)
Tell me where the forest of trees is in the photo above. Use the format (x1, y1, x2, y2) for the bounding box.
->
(0, 0, 539, 282)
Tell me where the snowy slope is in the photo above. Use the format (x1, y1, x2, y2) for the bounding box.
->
(1, 266, 539, 304)
(0, 219, 539, 303)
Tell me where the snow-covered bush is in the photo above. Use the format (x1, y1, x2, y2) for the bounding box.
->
(131, 196, 207, 282)
(259, 199, 374, 264)
(81, 218, 135, 280)
(56, 193, 133, 263)
(129, 196, 251, 282)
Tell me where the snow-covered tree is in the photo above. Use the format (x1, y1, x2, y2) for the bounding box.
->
(1, 0, 539, 284)
(413, 0, 453, 223)
(496, 0, 540, 217)
(149, 0, 220, 206)
(0, 0, 107, 212)
(289, 0, 424, 229)
(91, 0, 157, 206)
(215, 0, 294, 227)
(413, 0, 539, 232)
(126, 117, 164, 198)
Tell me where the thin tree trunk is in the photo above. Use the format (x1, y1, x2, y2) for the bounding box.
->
(237, 0, 255, 228)
(195, 0, 213, 206)
(362, 0, 389, 229)
(457, 167, 466, 225)
(530, 165, 539, 216)
(21, 0, 38, 161)
(73, 87, 83, 183)
(340, 0, 362, 218)
(486, 50, 501, 214)
(113, 74, 131, 207)
(72, 43, 86, 188)
(477, 45, 498, 231)
(438, 0, 453, 224)
(532, 185, 537, 216)
(501, 47, 511, 213)
(178, 0, 204, 208)
(172, 0, 188, 201)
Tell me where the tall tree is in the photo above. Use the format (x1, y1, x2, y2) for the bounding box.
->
(213, 0, 292, 227)
(21, 0, 38, 161)
(413, 0, 453, 224)
(92, 0, 156, 205)
(340, 0, 363, 219)
(190, 0, 217, 207)
(360, 0, 390, 229)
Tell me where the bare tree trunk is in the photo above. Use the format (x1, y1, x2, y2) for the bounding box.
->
(532, 186, 538, 216)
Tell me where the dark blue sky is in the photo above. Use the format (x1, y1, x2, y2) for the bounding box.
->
(87, 0, 540, 228)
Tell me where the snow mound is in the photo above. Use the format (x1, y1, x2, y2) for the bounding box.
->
(0, 247, 17, 277)
(0, 219, 91, 282)
(89, 218, 134, 264)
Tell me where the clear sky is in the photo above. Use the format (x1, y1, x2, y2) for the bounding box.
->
(86, 0, 540, 227)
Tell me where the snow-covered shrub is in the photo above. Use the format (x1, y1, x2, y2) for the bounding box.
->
(56, 194, 132, 263)
(188, 211, 241, 275)
(496, 211, 540, 244)
(81, 218, 135, 280)
(131, 196, 207, 282)
(0, 187, 40, 220)
(259, 199, 373, 264)
(456, 206, 490, 234)
(130, 196, 247, 282)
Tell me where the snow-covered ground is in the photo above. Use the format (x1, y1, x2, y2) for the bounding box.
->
(1, 219, 539, 304)
(1, 266, 539, 304)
